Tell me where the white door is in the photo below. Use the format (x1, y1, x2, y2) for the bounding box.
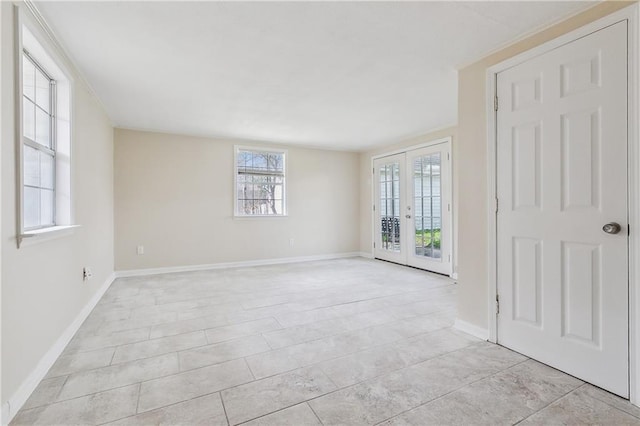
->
(374, 143, 453, 276)
(406, 144, 452, 274)
(496, 21, 628, 397)
(374, 153, 407, 265)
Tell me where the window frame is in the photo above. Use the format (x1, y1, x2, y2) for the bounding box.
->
(21, 48, 57, 231)
(233, 145, 288, 218)
(15, 4, 77, 248)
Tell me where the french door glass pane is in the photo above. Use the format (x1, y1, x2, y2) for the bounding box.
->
(380, 162, 401, 252)
(413, 153, 442, 259)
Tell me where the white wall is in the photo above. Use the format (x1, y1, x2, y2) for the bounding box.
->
(114, 129, 360, 271)
(1, 2, 114, 419)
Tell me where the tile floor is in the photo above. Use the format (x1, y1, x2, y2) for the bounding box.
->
(11, 258, 640, 425)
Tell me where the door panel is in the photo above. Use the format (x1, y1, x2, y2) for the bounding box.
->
(496, 21, 628, 397)
(374, 154, 406, 264)
(406, 144, 452, 274)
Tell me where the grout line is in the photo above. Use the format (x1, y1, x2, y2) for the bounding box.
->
(244, 358, 256, 381)
(220, 391, 231, 426)
(52, 374, 70, 402)
(109, 346, 118, 366)
(577, 385, 640, 420)
(272, 316, 284, 329)
(98, 391, 227, 425)
(19, 382, 146, 416)
(307, 401, 325, 425)
(233, 396, 336, 426)
(135, 382, 142, 414)
(374, 356, 533, 425)
(514, 383, 586, 425)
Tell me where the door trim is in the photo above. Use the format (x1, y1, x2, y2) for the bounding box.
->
(370, 136, 454, 276)
(486, 4, 639, 406)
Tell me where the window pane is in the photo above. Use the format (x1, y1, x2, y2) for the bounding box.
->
(236, 149, 285, 215)
(35, 70, 50, 113)
(40, 152, 55, 190)
(24, 186, 40, 229)
(40, 189, 54, 226)
(35, 107, 51, 147)
(23, 98, 35, 141)
(23, 56, 35, 101)
(24, 145, 40, 187)
(237, 151, 246, 169)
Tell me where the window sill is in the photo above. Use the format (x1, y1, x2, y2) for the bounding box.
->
(18, 225, 81, 248)
(233, 214, 289, 220)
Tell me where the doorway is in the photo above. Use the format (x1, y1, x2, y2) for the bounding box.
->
(494, 20, 629, 397)
(373, 139, 453, 276)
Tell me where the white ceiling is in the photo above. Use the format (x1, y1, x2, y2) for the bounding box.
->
(36, 1, 594, 150)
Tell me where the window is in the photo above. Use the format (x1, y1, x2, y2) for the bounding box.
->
(17, 11, 73, 246)
(235, 147, 286, 216)
(22, 50, 56, 230)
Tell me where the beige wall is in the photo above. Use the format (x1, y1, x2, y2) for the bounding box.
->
(456, 1, 634, 329)
(114, 129, 360, 271)
(1, 1, 114, 414)
(358, 127, 459, 274)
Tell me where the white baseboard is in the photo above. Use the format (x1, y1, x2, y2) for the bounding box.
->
(358, 251, 374, 259)
(454, 319, 489, 341)
(4, 272, 116, 424)
(115, 252, 365, 278)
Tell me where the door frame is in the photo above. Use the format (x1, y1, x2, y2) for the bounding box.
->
(486, 4, 640, 406)
(371, 136, 454, 276)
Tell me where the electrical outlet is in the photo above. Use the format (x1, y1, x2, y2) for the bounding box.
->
(289, 238, 294, 247)
(137, 245, 144, 255)
(83, 267, 93, 281)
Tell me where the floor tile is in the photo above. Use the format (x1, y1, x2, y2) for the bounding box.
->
(245, 347, 302, 379)
(520, 388, 640, 425)
(179, 334, 271, 371)
(384, 359, 583, 425)
(222, 366, 337, 425)
(330, 344, 411, 388)
(64, 327, 150, 355)
(46, 348, 115, 378)
(106, 393, 227, 425)
(205, 317, 282, 344)
(10, 384, 139, 425)
(21, 376, 67, 410)
(242, 403, 322, 426)
(575, 384, 640, 420)
(58, 353, 179, 400)
(261, 321, 343, 350)
(149, 314, 228, 339)
(112, 331, 207, 364)
(309, 343, 526, 425)
(138, 358, 253, 412)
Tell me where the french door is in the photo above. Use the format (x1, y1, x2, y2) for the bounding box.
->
(373, 141, 452, 275)
(496, 21, 628, 397)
